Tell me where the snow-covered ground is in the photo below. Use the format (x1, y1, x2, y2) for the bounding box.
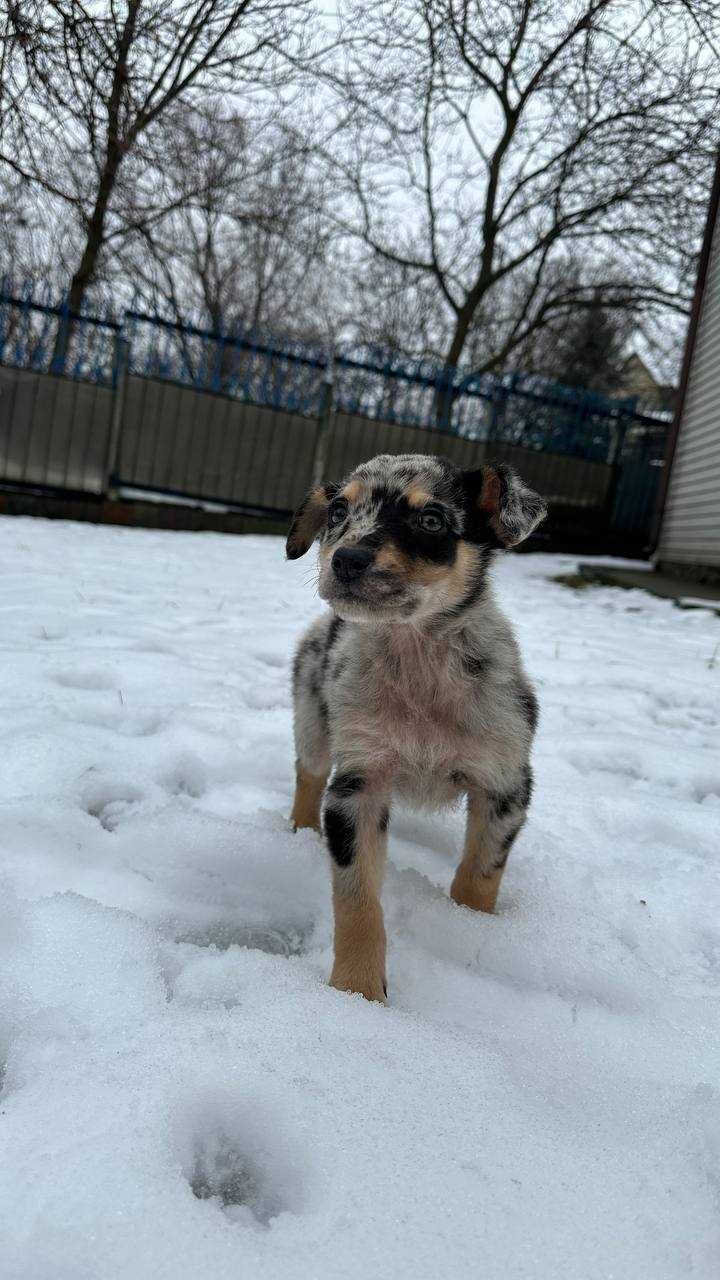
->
(0, 516, 718, 1280)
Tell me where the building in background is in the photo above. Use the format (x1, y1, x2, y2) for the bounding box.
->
(655, 152, 720, 580)
(612, 352, 677, 416)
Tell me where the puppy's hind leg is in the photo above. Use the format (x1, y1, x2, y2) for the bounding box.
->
(291, 763, 328, 833)
(450, 766, 532, 914)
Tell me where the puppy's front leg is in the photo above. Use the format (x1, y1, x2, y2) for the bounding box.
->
(323, 772, 390, 1003)
(451, 776, 530, 914)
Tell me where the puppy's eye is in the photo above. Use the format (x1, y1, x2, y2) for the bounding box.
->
(417, 507, 446, 533)
(328, 501, 348, 529)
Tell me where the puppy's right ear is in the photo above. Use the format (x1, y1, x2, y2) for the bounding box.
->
(286, 484, 337, 559)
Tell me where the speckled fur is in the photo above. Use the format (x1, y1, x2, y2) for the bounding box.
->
(288, 453, 546, 1002)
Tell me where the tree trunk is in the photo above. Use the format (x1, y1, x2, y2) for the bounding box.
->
(51, 1, 139, 371)
(433, 307, 474, 429)
(51, 157, 122, 371)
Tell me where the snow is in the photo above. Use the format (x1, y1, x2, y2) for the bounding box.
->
(0, 515, 718, 1280)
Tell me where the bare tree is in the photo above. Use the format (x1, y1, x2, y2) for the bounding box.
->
(516, 288, 634, 392)
(124, 100, 331, 339)
(323, 0, 720, 379)
(1, 0, 311, 355)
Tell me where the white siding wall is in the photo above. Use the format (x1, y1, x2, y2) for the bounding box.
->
(658, 205, 720, 568)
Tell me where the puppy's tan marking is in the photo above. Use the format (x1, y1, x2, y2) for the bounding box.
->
(412, 539, 476, 595)
(479, 466, 503, 516)
(405, 485, 432, 508)
(330, 887, 387, 1003)
(449, 789, 514, 914)
(373, 539, 445, 584)
(290, 764, 327, 832)
(450, 861, 503, 914)
(341, 479, 365, 504)
(327, 785, 389, 1002)
(373, 542, 408, 574)
(373, 539, 476, 600)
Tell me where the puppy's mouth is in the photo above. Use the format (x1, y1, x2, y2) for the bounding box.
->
(319, 572, 416, 620)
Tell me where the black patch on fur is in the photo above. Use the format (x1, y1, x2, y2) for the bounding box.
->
(517, 683, 539, 734)
(494, 824, 523, 868)
(461, 650, 490, 678)
(324, 805, 355, 867)
(460, 470, 506, 550)
(492, 763, 534, 819)
(379, 806, 390, 833)
(318, 696, 329, 728)
(493, 789, 517, 820)
(362, 493, 460, 568)
(328, 773, 365, 799)
(450, 770, 468, 787)
(326, 615, 344, 651)
(519, 762, 534, 809)
(318, 616, 345, 706)
(293, 634, 324, 692)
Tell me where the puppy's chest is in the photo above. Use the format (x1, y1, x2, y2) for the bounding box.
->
(340, 632, 480, 763)
(376, 650, 465, 728)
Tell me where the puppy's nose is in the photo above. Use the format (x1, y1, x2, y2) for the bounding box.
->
(332, 546, 374, 584)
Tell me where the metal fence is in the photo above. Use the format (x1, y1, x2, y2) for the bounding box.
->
(0, 282, 670, 547)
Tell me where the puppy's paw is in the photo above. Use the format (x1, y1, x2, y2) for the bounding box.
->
(330, 967, 387, 1004)
(290, 816, 322, 834)
(450, 869, 500, 914)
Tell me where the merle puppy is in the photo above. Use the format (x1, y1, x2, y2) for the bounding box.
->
(286, 453, 547, 1002)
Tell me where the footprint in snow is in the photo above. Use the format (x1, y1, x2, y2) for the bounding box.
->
(176, 920, 313, 957)
(161, 754, 207, 799)
(82, 780, 144, 831)
(186, 1110, 300, 1229)
(191, 1131, 281, 1225)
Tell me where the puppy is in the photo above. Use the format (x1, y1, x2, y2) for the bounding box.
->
(287, 453, 547, 1002)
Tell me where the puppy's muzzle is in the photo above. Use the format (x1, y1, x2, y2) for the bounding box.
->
(332, 546, 374, 584)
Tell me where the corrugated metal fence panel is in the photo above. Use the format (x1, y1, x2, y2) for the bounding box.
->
(326, 411, 486, 480)
(658, 208, 720, 567)
(322, 412, 611, 509)
(116, 386, 615, 514)
(0, 362, 628, 529)
(0, 365, 112, 494)
(117, 376, 319, 512)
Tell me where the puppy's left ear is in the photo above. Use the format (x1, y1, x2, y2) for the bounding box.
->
(286, 484, 337, 559)
(463, 463, 547, 548)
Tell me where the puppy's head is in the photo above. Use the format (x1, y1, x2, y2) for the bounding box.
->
(286, 454, 546, 623)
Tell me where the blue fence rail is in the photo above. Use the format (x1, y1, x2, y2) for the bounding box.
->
(0, 283, 121, 385)
(0, 280, 669, 467)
